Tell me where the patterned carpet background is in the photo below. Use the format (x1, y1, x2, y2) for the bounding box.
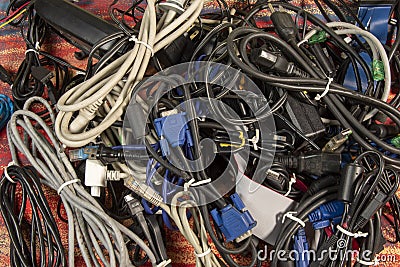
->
(0, 0, 400, 266)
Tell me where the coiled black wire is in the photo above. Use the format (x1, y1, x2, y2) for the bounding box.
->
(0, 165, 66, 267)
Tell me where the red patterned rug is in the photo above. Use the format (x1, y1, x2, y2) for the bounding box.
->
(0, 0, 399, 266)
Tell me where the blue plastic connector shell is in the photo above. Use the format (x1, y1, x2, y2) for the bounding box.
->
(210, 193, 257, 242)
(0, 94, 13, 131)
(294, 228, 310, 267)
(308, 201, 344, 223)
(69, 145, 98, 162)
(312, 217, 343, 230)
(159, 139, 170, 157)
(308, 201, 344, 230)
(154, 112, 193, 156)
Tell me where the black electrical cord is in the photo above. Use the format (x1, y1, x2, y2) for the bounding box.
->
(242, 2, 374, 87)
(0, 165, 66, 267)
(312, 152, 399, 267)
(225, 24, 400, 165)
(273, 193, 338, 266)
(9, 4, 77, 109)
(85, 31, 126, 80)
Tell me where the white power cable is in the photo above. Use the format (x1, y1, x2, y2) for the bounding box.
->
(162, 192, 221, 267)
(55, 0, 205, 148)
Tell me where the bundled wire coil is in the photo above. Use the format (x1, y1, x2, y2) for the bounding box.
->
(55, 0, 205, 148)
(7, 96, 157, 267)
(0, 164, 66, 267)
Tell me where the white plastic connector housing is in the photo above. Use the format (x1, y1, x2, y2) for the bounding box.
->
(85, 159, 107, 197)
(106, 170, 130, 181)
(69, 99, 103, 133)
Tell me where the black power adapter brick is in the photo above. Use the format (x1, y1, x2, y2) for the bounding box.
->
(35, 0, 122, 57)
(282, 94, 325, 140)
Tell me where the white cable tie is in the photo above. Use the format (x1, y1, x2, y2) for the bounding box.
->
(356, 257, 379, 266)
(249, 129, 260, 150)
(4, 161, 18, 184)
(184, 178, 195, 191)
(195, 247, 212, 258)
(191, 178, 212, 187)
(184, 178, 211, 191)
(156, 259, 172, 267)
(35, 42, 41, 50)
(25, 49, 39, 55)
(282, 211, 305, 227)
(337, 225, 368, 238)
(315, 77, 334, 101)
(57, 179, 80, 195)
(297, 39, 308, 47)
(129, 36, 154, 56)
(284, 173, 296, 197)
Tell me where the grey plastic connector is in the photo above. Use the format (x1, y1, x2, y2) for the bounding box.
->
(124, 177, 163, 206)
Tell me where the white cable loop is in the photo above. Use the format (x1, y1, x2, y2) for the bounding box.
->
(25, 49, 39, 55)
(183, 178, 212, 191)
(129, 36, 154, 56)
(156, 259, 172, 267)
(195, 247, 212, 258)
(57, 179, 81, 195)
(284, 174, 296, 197)
(282, 211, 306, 227)
(297, 39, 308, 47)
(336, 225, 368, 238)
(4, 161, 18, 183)
(315, 77, 334, 101)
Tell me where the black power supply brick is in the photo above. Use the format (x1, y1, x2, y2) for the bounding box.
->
(283, 94, 325, 140)
(35, 0, 122, 57)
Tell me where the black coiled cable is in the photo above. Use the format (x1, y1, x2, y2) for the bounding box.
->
(0, 165, 66, 267)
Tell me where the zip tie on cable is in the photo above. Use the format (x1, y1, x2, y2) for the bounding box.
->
(195, 247, 212, 258)
(25, 42, 41, 55)
(284, 174, 297, 197)
(282, 211, 305, 227)
(249, 129, 260, 150)
(315, 77, 334, 101)
(25, 49, 39, 55)
(57, 179, 81, 195)
(356, 257, 379, 266)
(129, 36, 154, 56)
(3, 161, 18, 184)
(184, 178, 212, 191)
(337, 225, 368, 238)
(156, 259, 172, 267)
(297, 39, 308, 47)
